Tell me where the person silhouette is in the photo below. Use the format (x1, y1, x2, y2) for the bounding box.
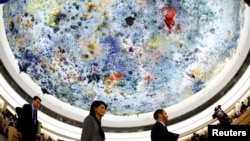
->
(16, 96, 41, 141)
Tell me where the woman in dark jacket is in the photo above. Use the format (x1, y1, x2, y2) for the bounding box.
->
(80, 100, 107, 141)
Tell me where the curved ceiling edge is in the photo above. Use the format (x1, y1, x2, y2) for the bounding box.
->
(0, 4, 250, 128)
(1, 48, 249, 132)
(1, 63, 250, 140)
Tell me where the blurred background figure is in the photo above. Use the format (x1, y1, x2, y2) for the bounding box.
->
(212, 105, 231, 125)
(240, 101, 247, 114)
(247, 96, 250, 108)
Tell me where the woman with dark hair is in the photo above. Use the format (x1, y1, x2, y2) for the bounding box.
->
(80, 100, 107, 141)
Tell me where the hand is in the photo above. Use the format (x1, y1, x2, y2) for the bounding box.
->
(16, 132, 22, 138)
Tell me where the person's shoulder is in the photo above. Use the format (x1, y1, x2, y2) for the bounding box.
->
(22, 103, 32, 110)
(154, 121, 163, 126)
(84, 115, 94, 121)
(23, 103, 31, 106)
(23, 103, 31, 107)
(82, 115, 95, 125)
(151, 122, 162, 129)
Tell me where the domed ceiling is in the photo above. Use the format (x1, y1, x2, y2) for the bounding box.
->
(1, 0, 245, 116)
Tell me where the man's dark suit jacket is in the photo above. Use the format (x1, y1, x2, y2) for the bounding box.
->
(151, 121, 179, 141)
(16, 104, 38, 141)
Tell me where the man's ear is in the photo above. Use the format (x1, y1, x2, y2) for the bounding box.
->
(158, 113, 163, 119)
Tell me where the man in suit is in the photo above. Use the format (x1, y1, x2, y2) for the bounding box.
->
(16, 96, 41, 141)
(151, 109, 179, 141)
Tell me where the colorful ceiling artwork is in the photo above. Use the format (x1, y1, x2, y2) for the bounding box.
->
(2, 0, 244, 115)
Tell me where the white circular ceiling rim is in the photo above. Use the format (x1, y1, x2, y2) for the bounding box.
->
(1, 69, 250, 140)
(0, 4, 250, 128)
